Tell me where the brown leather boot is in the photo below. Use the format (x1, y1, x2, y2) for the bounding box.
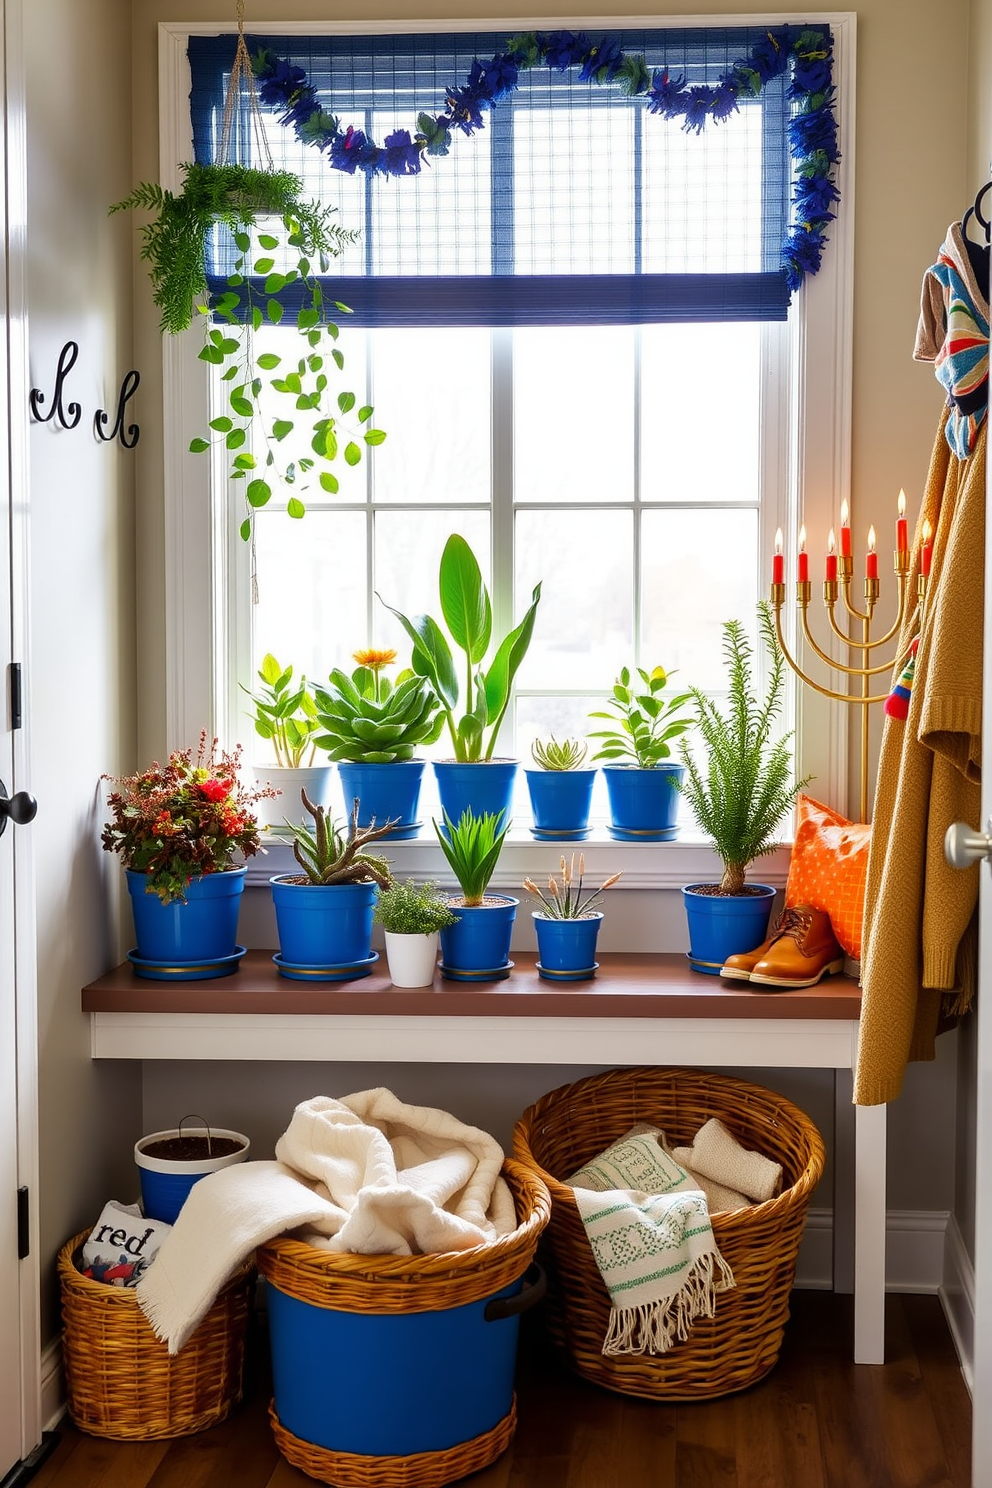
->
(747, 905, 844, 989)
(720, 906, 812, 981)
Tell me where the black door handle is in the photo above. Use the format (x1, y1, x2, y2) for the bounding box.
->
(0, 779, 37, 837)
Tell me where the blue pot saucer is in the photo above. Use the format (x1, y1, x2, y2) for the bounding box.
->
(438, 960, 514, 983)
(273, 950, 379, 982)
(607, 824, 679, 842)
(378, 821, 422, 842)
(529, 826, 592, 841)
(127, 946, 246, 981)
(536, 961, 599, 982)
(685, 952, 725, 977)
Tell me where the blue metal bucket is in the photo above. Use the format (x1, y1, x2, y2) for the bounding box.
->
(266, 1263, 544, 1456)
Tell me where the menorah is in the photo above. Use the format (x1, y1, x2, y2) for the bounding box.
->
(768, 492, 932, 824)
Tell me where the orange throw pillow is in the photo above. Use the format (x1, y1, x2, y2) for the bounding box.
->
(785, 795, 871, 960)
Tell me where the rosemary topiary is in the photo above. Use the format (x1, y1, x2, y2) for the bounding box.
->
(678, 602, 812, 896)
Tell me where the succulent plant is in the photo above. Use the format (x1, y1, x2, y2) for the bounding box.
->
(285, 793, 395, 888)
(313, 668, 443, 763)
(531, 736, 589, 771)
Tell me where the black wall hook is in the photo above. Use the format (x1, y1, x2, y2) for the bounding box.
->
(95, 369, 141, 448)
(29, 340, 82, 429)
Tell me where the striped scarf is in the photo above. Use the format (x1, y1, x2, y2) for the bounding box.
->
(915, 222, 989, 460)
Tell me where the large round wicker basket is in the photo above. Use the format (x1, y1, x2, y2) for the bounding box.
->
(512, 1066, 825, 1401)
(257, 1158, 550, 1488)
(58, 1231, 254, 1439)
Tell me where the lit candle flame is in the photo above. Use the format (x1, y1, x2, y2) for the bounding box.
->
(774, 527, 783, 554)
(898, 489, 906, 517)
(827, 528, 836, 554)
(867, 525, 876, 552)
(840, 498, 850, 527)
(798, 524, 807, 551)
(922, 518, 933, 542)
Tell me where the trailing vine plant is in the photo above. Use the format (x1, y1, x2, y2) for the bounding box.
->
(112, 164, 385, 539)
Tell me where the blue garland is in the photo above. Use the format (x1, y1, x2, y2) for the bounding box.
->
(251, 26, 840, 292)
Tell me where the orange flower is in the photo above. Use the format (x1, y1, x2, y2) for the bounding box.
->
(352, 647, 397, 672)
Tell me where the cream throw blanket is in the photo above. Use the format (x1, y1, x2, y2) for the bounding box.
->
(568, 1132, 735, 1356)
(138, 1090, 516, 1354)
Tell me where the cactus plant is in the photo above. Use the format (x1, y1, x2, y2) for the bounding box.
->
(285, 793, 395, 888)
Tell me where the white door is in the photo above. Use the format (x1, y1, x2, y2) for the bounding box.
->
(0, 0, 41, 1473)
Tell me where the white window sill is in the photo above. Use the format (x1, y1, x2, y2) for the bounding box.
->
(246, 828, 793, 893)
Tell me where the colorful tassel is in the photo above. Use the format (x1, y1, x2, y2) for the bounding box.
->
(884, 637, 919, 719)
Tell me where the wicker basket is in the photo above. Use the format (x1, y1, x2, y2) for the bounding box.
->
(58, 1231, 254, 1439)
(512, 1067, 825, 1401)
(258, 1158, 550, 1487)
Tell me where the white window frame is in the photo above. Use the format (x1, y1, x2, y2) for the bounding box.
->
(157, 13, 856, 889)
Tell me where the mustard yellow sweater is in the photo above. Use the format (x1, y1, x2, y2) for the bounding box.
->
(854, 413, 985, 1106)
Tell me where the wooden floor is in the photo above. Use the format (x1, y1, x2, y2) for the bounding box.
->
(32, 1293, 971, 1488)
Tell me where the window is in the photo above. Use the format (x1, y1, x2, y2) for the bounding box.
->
(161, 19, 855, 852)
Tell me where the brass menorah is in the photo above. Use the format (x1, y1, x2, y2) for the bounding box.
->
(768, 494, 931, 824)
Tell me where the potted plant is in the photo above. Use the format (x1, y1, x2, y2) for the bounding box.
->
(313, 648, 443, 839)
(380, 534, 542, 827)
(433, 808, 516, 980)
(134, 1118, 251, 1224)
(372, 879, 457, 987)
(588, 666, 694, 840)
(111, 162, 385, 538)
(523, 854, 623, 980)
(678, 604, 811, 975)
(524, 736, 597, 841)
(243, 652, 332, 828)
(271, 793, 395, 980)
(101, 734, 274, 978)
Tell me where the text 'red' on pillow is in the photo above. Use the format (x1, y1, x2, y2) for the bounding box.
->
(785, 795, 871, 960)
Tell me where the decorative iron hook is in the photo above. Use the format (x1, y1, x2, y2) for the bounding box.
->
(95, 369, 141, 448)
(29, 341, 81, 429)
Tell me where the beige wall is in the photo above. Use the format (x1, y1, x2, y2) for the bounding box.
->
(25, 0, 142, 1335)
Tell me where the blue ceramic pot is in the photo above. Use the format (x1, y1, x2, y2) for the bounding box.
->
(524, 769, 596, 841)
(433, 761, 516, 833)
(682, 883, 776, 975)
(533, 912, 603, 977)
(602, 764, 685, 841)
(126, 867, 246, 963)
(135, 1127, 250, 1224)
(271, 877, 378, 967)
(338, 760, 425, 840)
(439, 897, 518, 975)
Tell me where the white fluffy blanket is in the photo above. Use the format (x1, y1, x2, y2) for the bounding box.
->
(137, 1090, 516, 1354)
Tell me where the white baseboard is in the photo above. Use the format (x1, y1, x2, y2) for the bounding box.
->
(939, 1213, 975, 1395)
(40, 1337, 65, 1433)
(795, 1207, 950, 1294)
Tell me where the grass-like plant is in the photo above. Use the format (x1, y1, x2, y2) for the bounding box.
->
(531, 736, 588, 771)
(242, 652, 319, 768)
(589, 665, 694, 768)
(433, 807, 510, 907)
(678, 603, 811, 896)
(524, 854, 622, 919)
(285, 793, 395, 888)
(373, 879, 457, 935)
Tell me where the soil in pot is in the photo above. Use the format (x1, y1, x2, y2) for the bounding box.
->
(141, 1135, 246, 1161)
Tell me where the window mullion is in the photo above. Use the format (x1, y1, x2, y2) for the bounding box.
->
(491, 327, 514, 755)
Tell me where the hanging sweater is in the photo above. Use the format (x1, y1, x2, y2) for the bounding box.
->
(854, 411, 984, 1106)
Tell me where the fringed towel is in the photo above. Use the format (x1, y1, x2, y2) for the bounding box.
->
(567, 1132, 734, 1356)
(915, 221, 989, 460)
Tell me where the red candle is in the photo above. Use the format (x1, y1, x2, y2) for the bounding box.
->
(920, 518, 933, 578)
(839, 499, 852, 557)
(896, 489, 908, 551)
(866, 525, 878, 580)
(826, 529, 837, 582)
(772, 528, 784, 585)
(797, 524, 809, 582)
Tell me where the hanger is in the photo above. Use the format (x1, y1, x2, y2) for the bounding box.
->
(962, 180, 992, 245)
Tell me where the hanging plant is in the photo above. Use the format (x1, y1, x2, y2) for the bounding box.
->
(111, 161, 385, 537)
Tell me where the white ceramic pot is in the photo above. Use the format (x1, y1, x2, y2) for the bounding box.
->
(253, 765, 333, 830)
(384, 930, 440, 988)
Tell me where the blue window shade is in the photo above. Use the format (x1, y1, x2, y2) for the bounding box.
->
(188, 28, 798, 326)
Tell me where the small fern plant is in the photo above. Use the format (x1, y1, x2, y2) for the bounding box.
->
(678, 603, 811, 896)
